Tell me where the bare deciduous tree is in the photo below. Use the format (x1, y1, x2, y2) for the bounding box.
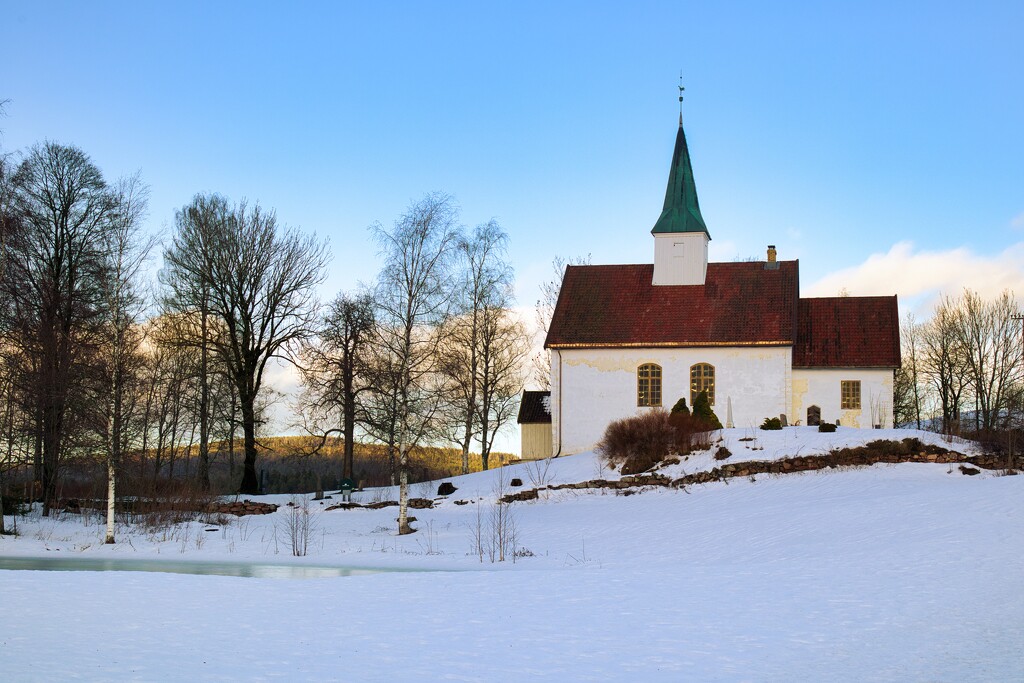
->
(895, 313, 925, 428)
(956, 289, 1024, 431)
(438, 220, 513, 474)
(97, 173, 153, 543)
(371, 192, 459, 534)
(533, 254, 589, 389)
(919, 296, 970, 433)
(2, 143, 118, 514)
(477, 305, 528, 469)
(298, 290, 376, 481)
(163, 194, 328, 494)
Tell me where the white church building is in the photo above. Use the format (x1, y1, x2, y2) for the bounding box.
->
(541, 111, 901, 456)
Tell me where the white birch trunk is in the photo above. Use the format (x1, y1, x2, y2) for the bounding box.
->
(104, 455, 116, 544)
(397, 443, 411, 534)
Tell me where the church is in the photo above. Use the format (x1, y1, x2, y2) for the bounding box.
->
(538, 108, 901, 457)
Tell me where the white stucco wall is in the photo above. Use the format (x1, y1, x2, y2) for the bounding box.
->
(791, 368, 894, 429)
(653, 232, 708, 285)
(550, 346, 793, 456)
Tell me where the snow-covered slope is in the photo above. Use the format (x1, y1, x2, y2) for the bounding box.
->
(1, 428, 1021, 682)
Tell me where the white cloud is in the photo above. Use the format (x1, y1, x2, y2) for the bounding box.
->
(805, 240, 1024, 316)
(1011, 212, 1024, 230)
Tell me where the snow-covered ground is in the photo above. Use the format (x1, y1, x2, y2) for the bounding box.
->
(2, 428, 1021, 681)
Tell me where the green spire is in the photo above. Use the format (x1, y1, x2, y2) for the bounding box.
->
(651, 116, 709, 237)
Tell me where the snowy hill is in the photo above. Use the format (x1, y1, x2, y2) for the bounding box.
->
(2, 427, 1022, 681)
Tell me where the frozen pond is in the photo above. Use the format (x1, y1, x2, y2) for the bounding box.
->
(0, 555, 400, 579)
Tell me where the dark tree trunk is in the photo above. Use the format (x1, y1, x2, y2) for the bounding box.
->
(342, 364, 356, 481)
(41, 398, 63, 516)
(197, 306, 210, 490)
(239, 396, 259, 494)
(33, 405, 43, 487)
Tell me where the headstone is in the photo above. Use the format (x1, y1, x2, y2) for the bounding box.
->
(779, 414, 788, 427)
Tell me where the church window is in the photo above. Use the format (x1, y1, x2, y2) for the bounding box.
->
(637, 364, 662, 407)
(841, 380, 861, 410)
(690, 363, 715, 405)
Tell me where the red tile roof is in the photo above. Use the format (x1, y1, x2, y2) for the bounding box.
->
(545, 262, 900, 369)
(793, 297, 901, 368)
(545, 261, 800, 348)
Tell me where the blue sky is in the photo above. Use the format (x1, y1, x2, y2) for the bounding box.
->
(3, 1, 1023, 441)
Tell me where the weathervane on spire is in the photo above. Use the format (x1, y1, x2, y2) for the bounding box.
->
(678, 73, 685, 125)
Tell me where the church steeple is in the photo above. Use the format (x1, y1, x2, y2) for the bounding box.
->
(651, 81, 710, 287)
(651, 111, 709, 236)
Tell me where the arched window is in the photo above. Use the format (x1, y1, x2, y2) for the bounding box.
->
(637, 363, 662, 407)
(690, 363, 715, 406)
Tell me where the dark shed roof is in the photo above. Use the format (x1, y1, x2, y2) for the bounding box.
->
(517, 391, 552, 424)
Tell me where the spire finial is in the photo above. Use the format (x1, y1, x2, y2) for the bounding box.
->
(678, 73, 685, 125)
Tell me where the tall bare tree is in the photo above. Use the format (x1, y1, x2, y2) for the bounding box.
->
(371, 192, 459, 534)
(532, 254, 589, 388)
(896, 313, 925, 428)
(438, 220, 512, 474)
(1, 143, 117, 513)
(97, 173, 152, 542)
(163, 194, 328, 494)
(161, 196, 229, 489)
(956, 289, 1024, 431)
(477, 305, 528, 469)
(919, 296, 970, 433)
(298, 290, 376, 481)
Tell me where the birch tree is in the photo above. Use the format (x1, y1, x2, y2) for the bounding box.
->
(97, 173, 152, 543)
(438, 220, 512, 474)
(371, 192, 459, 534)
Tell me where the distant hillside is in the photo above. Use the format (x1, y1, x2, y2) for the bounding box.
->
(207, 436, 516, 493)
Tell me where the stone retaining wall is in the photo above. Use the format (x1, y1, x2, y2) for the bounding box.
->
(500, 439, 1020, 504)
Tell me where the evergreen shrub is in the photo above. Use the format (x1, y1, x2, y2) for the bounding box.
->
(760, 417, 783, 430)
(692, 391, 723, 430)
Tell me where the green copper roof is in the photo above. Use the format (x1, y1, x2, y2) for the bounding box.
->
(651, 120, 709, 236)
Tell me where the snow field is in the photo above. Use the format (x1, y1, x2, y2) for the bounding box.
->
(1, 428, 1021, 681)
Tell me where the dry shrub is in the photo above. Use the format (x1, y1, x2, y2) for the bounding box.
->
(118, 478, 218, 530)
(598, 410, 720, 474)
(597, 410, 675, 474)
